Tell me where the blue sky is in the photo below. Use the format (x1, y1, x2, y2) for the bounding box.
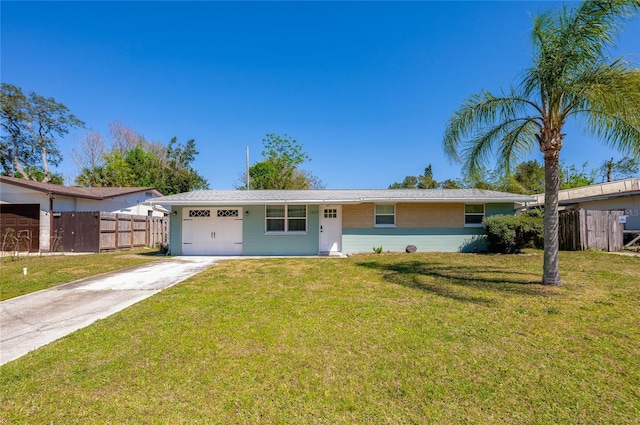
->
(2, 1, 639, 189)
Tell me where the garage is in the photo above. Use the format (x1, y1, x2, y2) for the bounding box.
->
(0, 204, 40, 252)
(182, 208, 243, 255)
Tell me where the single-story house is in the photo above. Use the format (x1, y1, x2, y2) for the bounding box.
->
(0, 176, 167, 252)
(145, 189, 534, 256)
(530, 178, 640, 230)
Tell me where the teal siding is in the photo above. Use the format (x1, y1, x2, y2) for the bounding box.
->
(342, 227, 487, 253)
(242, 205, 320, 255)
(168, 208, 182, 255)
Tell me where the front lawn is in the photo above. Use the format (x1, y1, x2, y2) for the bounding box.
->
(1, 251, 638, 424)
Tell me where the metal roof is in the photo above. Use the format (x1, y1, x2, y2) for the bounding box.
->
(530, 178, 640, 206)
(146, 189, 534, 206)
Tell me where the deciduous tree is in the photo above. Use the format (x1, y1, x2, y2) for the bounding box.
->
(242, 133, 323, 189)
(599, 156, 639, 182)
(76, 134, 208, 195)
(0, 83, 83, 182)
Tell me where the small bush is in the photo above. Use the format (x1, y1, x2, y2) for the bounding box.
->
(483, 213, 544, 254)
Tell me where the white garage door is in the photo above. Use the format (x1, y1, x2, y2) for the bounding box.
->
(182, 208, 243, 255)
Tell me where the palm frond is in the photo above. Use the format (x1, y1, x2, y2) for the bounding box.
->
(523, 1, 639, 118)
(443, 89, 542, 163)
(459, 116, 540, 177)
(577, 107, 640, 160)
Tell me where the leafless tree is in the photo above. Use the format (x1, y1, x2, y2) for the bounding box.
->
(109, 120, 143, 154)
(72, 130, 106, 171)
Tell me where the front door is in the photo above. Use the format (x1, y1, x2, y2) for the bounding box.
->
(319, 205, 342, 254)
(182, 208, 243, 255)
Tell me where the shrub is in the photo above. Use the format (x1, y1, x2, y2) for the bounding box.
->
(483, 213, 544, 254)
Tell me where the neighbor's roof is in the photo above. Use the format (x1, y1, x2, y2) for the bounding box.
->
(147, 189, 534, 206)
(531, 178, 640, 206)
(0, 176, 163, 200)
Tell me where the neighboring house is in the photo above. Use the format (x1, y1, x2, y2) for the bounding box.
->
(530, 178, 640, 230)
(0, 176, 167, 252)
(145, 189, 534, 256)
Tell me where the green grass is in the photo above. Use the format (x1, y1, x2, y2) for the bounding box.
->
(0, 249, 164, 301)
(1, 251, 639, 424)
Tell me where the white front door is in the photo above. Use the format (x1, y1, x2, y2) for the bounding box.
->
(319, 205, 342, 254)
(182, 208, 243, 255)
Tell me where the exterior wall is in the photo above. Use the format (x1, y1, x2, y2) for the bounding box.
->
(0, 184, 50, 210)
(343, 203, 465, 228)
(572, 195, 640, 230)
(168, 204, 320, 256)
(342, 228, 487, 253)
(396, 202, 463, 227)
(166, 202, 518, 256)
(341, 202, 514, 253)
(40, 210, 51, 252)
(343, 204, 374, 228)
(242, 204, 320, 255)
(168, 207, 183, 255)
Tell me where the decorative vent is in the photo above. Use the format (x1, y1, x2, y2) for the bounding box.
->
(217, 209, 239, 217)
(189, 209, 211, 218)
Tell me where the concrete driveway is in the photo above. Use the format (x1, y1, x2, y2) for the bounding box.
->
(0, 256, 229, 366)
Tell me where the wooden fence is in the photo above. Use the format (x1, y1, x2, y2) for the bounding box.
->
(52, 211, 169, 253)
(559, 209, 624, 252)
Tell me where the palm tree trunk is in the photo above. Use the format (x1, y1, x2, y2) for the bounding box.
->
(543, 151, 562, 286)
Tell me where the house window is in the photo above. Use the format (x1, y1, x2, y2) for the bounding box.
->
(266, 205, 307, 233)
(375, 204, 396, 227)
(324, 208, 337, 218)
(465, 204, 485, 227)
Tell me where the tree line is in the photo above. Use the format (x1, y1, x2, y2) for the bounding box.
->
(0, 85, 322, 194)
(389, 157, 639, 194)
(73, 121, 208, 195)
(1, 83, 207, 195)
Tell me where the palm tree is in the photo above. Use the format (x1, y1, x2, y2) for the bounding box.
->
(443, 0, 640, 285)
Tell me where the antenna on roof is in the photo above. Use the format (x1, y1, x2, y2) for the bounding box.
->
(246, 146, 250, 190)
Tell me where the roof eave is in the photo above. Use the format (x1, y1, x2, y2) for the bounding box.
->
(147, 197, 534, 206)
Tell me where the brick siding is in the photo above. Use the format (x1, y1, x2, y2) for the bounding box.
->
(343, 202, 464, 228)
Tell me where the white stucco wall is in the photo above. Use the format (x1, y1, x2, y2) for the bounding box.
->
(0, 184, 50, 210)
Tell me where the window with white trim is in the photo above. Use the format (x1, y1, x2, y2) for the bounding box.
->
(464, 204, 485, 227)
(375, 204, 396, 227)
(265, 205, 307, 233)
